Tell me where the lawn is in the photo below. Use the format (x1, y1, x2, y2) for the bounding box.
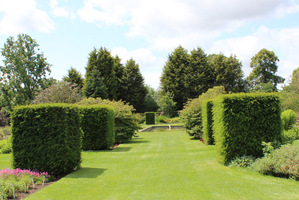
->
(1, 130, 299, 199)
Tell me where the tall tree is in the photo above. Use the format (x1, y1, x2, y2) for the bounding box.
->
(144, 85, 159, 112)
(85, 47, 117, 100)
(208, 53, 246, 93)
(63, 67, 84, 89)
(160, 46, 190, 110)
(289, 67, 299, 94)
(123, 58, 147, 113)
(82, 69, 108, 99)
(114, 55, 127, 101)
(0, 34, 51, 112)
(247, 48, 284, 91)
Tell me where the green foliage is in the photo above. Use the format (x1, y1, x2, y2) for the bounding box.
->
(0, 136, 12, 154)
(11, 104, 82, 176)
(62, 67, 84, 89)
(281, 109, 297, 131)
(0, 34, 52, 112)
(208, 53, 246, 93)
(145, 112, 155, 125)
(144, 85, 159, 112)
(82, 69, 108, 99)
(212, 93, 282, 165)
(85, 47, 117, 100)
(123, 59, 147, 113)
(32, 81, 82, 104)
(158, 92, 177, 118)
(202, 100, 214, 145)
(229, 155, 255, 168)
(181, 86, 225, 138)
(155, 115, 169, 124)
(78, 105, 115, 150)
(251, 143, 299, 180)
(78, 98, 140, 143)
(247, 48, 285, 91)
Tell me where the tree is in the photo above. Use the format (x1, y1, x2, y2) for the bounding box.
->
(289, 67, 299, 94)
(123, 58, 147, 113)
(160, 46, 191, 110)
(144, 85, 159, 112)
(82, 69, 108, 99)
(32, 81, 82, 104)
(247, 48, 284, 91)
(63, 67, 84, 89)
(158, 92, 177, 117)
(114, 55, 127, 101)
(85, 48, 117, 100)
(208, 53, 246, 93)
(0, 34, 51, 112)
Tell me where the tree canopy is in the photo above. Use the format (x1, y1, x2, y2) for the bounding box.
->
(63, 67, 84, 89)
(0, 34, 52, 112)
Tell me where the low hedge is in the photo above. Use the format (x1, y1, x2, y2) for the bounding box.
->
(202, 100, 214, 145)
(145, 112, 155, 125)
(11, 104, 82, 176)
(79, 105, 115, 150)
(212, 93, 282, 165)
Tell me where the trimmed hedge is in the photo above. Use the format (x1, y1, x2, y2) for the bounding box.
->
(202, 100, 214, 145)
(145, 112, 155, 125)
(78, 105, 115, 150)
(11, 104, 82, 176)
(212, 93, 282, 165)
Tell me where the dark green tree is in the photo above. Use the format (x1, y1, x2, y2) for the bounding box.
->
(114, 55, 128, 101)
(247, 48, 284, 91)
(208, 53, 246, 93)
(63, 67, 84, 89)
(144, 85, 159, 112)
(82, 69, 108, 99)
(158, 92, 177, 117)
(123, 58, 147, 113)
(85, 47, 117, 100)
(160, 46, 190, 110)
(0, 34, 51, 112)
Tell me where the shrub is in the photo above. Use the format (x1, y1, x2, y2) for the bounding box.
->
(212, 93, 282, 165)
(79, 105, 115, 150)
(32, 81, 82, 104)
(11, 104, 82, 176)
(145, 112, 155, 125)
(181, 86, 225, 138)
(251, 143, 299, 180)
(0, 136, 12, 154)
(156, 115, 169, 124)
(202, 100, 214, 145)
(78, 98, 140, 143)
(281, 109, 297, 131)
(0, 110, 9, 126)
(229, 155, 255, 168)
(169, 117, 180, 124)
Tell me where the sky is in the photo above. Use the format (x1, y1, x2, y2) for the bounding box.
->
(0, 0, 299, 90)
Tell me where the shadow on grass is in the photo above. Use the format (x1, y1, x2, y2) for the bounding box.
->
(113, 147, 132, 152)
(67, 167, 107, 179)
(126, 138, 150, 144)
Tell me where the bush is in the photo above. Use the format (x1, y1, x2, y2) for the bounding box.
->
(11, 104, 82, 176)
(0, 136, 12, 154)
(78, 98, 140, 143)
(281, 109, 297, 131)
(229, 155, 255, 168)
(0, 110, 9, 126)
(212, 93, 282, 165)
(156, 115, 169, 124)
(181, 86, 225, 138)
(202, 100, 214, 145)
(251, 143, 299, 180)
(145, 112, 155, 125)
(79, 105, 115, 150)
(169, 117, 180, 124)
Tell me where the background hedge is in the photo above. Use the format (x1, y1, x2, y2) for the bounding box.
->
(202, 100, 214, 145)
(212, 93, 282, 165)
(145, 112, 155, 125)
(79, 105, 115, 150)
(11, 104, 82, 176)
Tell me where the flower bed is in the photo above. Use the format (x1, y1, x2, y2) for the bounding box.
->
(0, 168, 52, 199)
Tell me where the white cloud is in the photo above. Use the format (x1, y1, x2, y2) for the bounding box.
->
(208, 26, 299, 82)
(50, 0, 75, 19)
(0, 0, 55, 35)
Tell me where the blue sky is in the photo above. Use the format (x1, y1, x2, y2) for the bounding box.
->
(1, 0, 299, 89)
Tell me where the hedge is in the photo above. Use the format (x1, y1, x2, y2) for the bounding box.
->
(212, 93, 282, 165)
(11, 104, 82, 176)
(202, 100, 214, 145)
(78, 105, 115, 150)
(145, 112, 155, 125)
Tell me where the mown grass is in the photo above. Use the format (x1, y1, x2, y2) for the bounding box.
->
(1, 130, 298, 199)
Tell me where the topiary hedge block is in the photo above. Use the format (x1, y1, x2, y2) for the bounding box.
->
(11, 104, 82, 176)
(202, 100, 214, 145)
(212, 93, 282, 165)
(145, 112, 155, 125)
(79, 105, 115, 150)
